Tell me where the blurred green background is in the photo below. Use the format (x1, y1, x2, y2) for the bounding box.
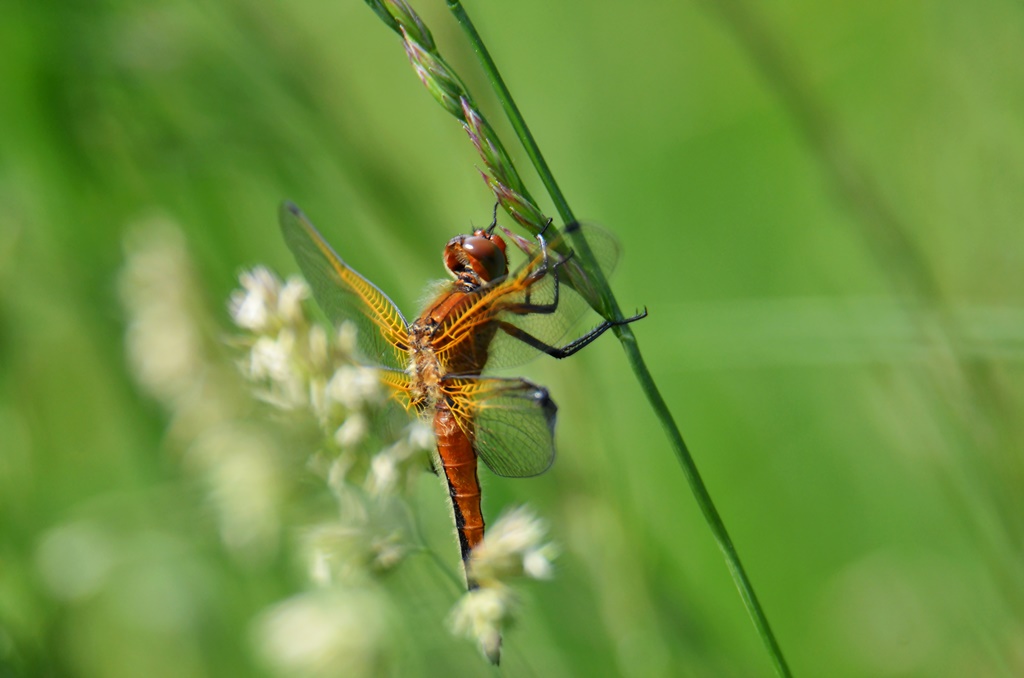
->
(3, 0, 1024, 676)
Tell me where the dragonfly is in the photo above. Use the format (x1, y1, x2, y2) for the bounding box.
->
(280, 202, 644, 590)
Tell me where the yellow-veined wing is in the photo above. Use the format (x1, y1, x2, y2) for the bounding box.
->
(431, 222, 621, 372)
(280, 201, 411, 371)
(443, 376, 556, 477)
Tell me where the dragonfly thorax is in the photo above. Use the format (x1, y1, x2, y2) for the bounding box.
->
(407, 323, 445, 409)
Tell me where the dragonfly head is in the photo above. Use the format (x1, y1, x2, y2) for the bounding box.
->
(444, 229, 508, 284)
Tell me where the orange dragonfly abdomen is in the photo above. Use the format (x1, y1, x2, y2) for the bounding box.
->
(434, 405, 485, 577)
(415, 287, 496, 585)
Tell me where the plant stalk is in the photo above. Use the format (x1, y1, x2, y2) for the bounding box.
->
(446, 2, 792, 676)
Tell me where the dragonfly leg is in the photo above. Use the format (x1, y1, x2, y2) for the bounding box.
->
(504, 296, 558, 316)
(506, 244, 567, 314)
(486, 201, 500, 234)
(506, 267, 560, 314)
(537, 217, 554, 238)
(497, 307, 647, 359)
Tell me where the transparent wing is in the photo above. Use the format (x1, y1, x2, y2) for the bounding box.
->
(431, 222, 621, 372)
(443, 376, 557, 478)
(539, 221, 621, 314)
(378, 369, 416, 411)
(280, 201, 410, 370)
(365, 369, 418, 437)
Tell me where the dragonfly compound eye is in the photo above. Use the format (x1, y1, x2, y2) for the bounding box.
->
(461, 234, 508, 282)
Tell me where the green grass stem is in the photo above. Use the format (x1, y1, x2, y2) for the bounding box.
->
(446, 2, 793, 676)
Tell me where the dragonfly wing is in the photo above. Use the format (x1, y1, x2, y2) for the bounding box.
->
(361, 368, 418, 435)
(280, 201, 410, 371)
(443, 376, 557, 478)
(541, 221, 621, 314)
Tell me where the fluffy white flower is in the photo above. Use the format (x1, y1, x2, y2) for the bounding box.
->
(307, 325, 329, 373)
(365, 434, 431, 499)
(448, 506, 558, 663)
(277, 277, 310, 326)
(468, 506, 555, 582)
(336, 322, 359, 356)
(248, 331, 308, 409)
(367, 452, 398, 496)
(229, 267, 281, 333)
(406, 419, 434, 450)
(189, 424, 283, 562)
(253, 589, 385, 678)
(334, 413, 368, 449)
(124, 309, 203, 403)
(327, 366, 382, 410)
(302, 502, 411, 586)
(523, 546, 556, 580)
(448, 586, 513, 664)
(119, 221, 205, 404)
(250, 334, 293, 382)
